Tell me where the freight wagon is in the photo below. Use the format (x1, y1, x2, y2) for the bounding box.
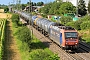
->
(14, 10, 79, 50)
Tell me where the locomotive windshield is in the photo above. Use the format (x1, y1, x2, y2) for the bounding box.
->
(65, 32, 77, 39)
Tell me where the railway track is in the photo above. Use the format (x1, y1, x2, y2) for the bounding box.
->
(79, 41, 90, 52)
(22, 18, 90, 60)
(68, 41, 90, 60)
(27, 25, 77, 60)
(75, 41, 90, 60)
(26, 24, 89, 60)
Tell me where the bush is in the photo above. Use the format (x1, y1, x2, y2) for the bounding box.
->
(15, 27, 31, 44)
(41, 14, 47, 18)
(66, 21, 81, 30)
(30, 49, 50, 60)
(66, 22, 75, 27)
(49, 54, 59, 60)
(79, 15, 90, 21)
(66, 15, 90, 30)
(60, 16, 73, 25)
(72, 15, 90, 30)
(30, 49, 59, 60)
(11, 14, 19, 26)
(80, 21, 90, 30)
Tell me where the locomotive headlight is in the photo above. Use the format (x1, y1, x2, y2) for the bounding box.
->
(66, 43, 67, 44)
(75, 43, 77, 44)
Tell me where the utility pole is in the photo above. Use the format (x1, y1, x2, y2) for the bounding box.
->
(19, 0, 21, 10)
(29, 0, 31, 12)
(76, 0, 78, 16)
(16, 0, 20, 10)
(8, 2, 10, 6)
(11, 0, 15, 11)
(29, 0, 33, 39)
(16, 0, 18, 10)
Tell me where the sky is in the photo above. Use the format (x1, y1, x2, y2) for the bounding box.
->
(63, 0, 89, 6)
(0, 0, 55, 5)
(0, 0, 89, 7)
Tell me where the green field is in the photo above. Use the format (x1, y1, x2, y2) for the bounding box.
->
(0, 19, 6, 60)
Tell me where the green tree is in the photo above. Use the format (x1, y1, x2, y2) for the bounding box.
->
(40, 3, 52, 14)
(78, 0, 87, 16)
(27, 2, 36, 6)
(40, 7, 49, 14)
(79, 15, 90, 21)
(33, 2, 36, 6)
(4, 7, 9, 13)
(21, 4, 27, 10)
(49, 7, 54, 14)
(60, 16, 73, 25)
(59, 2, 76, 14)
(88, 0, 90, 13)
(80, 21, 90, 30)
(51, 2, 61, 15)
(66, 21, 81, 30)
(40, 2, 61, 15)
(36, 2, 44, 6)
(67, 15, 90, 30)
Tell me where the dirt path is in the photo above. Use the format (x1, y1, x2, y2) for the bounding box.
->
(2, 19, 21, 60)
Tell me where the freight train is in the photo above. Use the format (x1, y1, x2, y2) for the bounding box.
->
(14, 10, 79, 50)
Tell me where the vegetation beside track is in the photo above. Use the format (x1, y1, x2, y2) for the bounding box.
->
(75, 15, 90, 45)
(79, 29, 90, 45)
(11, 13, 60, 60)
(0, 19, 6, 60)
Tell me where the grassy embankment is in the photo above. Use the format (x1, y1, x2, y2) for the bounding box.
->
(12, 21, 60, 60)
(79, 29, 90, 45)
